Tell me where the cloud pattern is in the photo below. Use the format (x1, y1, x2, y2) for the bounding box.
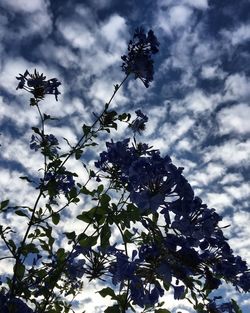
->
(0, 0, 250, 311)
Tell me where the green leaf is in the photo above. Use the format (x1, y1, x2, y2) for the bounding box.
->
(15, 262, 25, 280)
(75, 149, 83, 160)
(15, 210, 28, 217)
(77, 211, 93, 223)
(79, 235, 98, 248)
(21, 243, 39, 256)
(31, 127, 40, 134)
(155, 310, 171, 313)
(97, 184, 104, 194)
(52, 212, 60, 225)
(100, 194, 111, 208)
(8, 239, 16, 252)
(82, 124, 91, 136)
(98, 287, 116, 299)
(0, 200, 9, 210)
(100, 223, 111, 248)
(231, 299, 243, 313)
(56, 248, 66, 261)
(104, 305, 120, 313)
(19, 176, 33, 183)
(64, 231, 76, 240)
(123, 229, 134, 243)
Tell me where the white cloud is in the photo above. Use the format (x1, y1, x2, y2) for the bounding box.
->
(1, 0, 47, 13)
(169, 5, 193, 28)
(184, 90, 218, 113)
(203, 139, 250, 167)
(57, 21, 96, 50)
(217, 103, 250, 135)
(223, 23, 250, 45)
(224, 74, 250, 101)
(224, 183, 250, 201)
(100, 14, 127, 49)
(205, 192, 233, 213)
(183, 0, 208, 9)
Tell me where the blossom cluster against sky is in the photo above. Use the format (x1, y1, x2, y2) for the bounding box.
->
(0, 0, 250, 312)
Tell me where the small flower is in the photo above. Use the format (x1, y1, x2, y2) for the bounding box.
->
(16, 69, 61, 101)
(0, 293, 34, 313)
(129, 110, 148, 134)
(67, 258, 85, 279)
(121, 27, 160, 87)
(30, 134, 59, 156)
(173, 285, 185, 300)
(42, 168, 75, 197)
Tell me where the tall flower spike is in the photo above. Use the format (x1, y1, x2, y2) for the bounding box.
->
(121, 27, 160, 88)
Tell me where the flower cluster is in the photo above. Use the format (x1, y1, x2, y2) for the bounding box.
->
(129, 110, 148, 134)
(121, 27, 160, 87)
(95, 136, 250, 308)
(30, 134, 59, 156)
(16, 69, 61, 101)
(41, 168, 75, 198)
(0, 293, 34, 313)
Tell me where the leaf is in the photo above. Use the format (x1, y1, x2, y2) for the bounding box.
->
(15, 210, 28, 217)
(79, 235, 98, 248)
(31, 127, 40, 134)
(100, 223, 111, 248)
(75, 149, 83, 160)
(82, 124, 91, 136)
(64, 231, 76, 240)
(123, 230, 134, 243)
(21, 243, 39, 256)
(19, 176, 33, 183)
(100, 194, 111, 208)
(155, 310, 171, 313)
(104, 305, 120, 313)
(8, 239, 16, 252)
(0, 200, 9, 210)
(15, 262, 25, 280)
(98, 287, 116, 299)
(77, 211, 93, 224)
(52, 212, 60, 225)
(231, 299, 243, 313)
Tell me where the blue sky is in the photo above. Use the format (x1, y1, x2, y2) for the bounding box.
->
(0, 0, 250, 312)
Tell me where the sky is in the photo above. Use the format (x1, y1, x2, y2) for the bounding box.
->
(0, 0, 250, 312)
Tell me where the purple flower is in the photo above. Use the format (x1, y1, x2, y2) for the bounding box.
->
(67, 258, 85, 279)
(173, 285, 185, 300)
(0, 293, 34, 313)
(16, 69, 61, 101)
(30, 134, 59, 156)
(109, 252, 136, 285)
(42, 168, 75, 197)
(121, 27, 159, 87)
(129, 110, 148, 134)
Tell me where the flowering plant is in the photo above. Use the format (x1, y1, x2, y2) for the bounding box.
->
(0, 27, 249, 313)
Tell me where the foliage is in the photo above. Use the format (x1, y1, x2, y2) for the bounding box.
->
(0, 27, 249, 313)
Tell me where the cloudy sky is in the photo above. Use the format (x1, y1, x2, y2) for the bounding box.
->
(0, 0, 250, 312)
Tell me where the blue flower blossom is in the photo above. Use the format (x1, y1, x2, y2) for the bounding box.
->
(173, 285, 185, 300)
(129, 110, 148, 134)
(16, 69, 61, 101)
(121, 27, 159, 87)
(30, 134, 59, 156)
(0, 293, 34, 313)
(42, 168, 75, 197)
(67, 258, 85, 279)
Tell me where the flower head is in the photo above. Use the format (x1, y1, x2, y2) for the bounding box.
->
(16, 69, 61, 101)
(129, 110, 148, 134)
(121, 27, 160, 87)
(30, 134, 59, 157)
